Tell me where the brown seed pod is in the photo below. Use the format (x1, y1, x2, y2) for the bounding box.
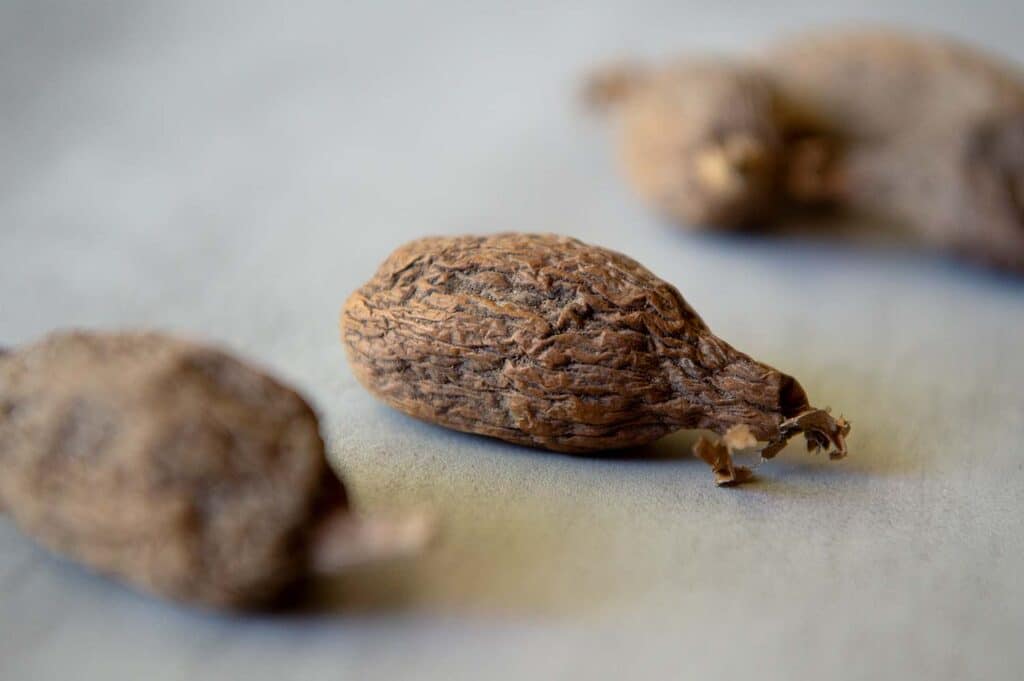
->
(588, 28, 1024, 271)
(342, 233, 848, 484)
(0, 331, 432, 609)
(587, 60, 786, 229)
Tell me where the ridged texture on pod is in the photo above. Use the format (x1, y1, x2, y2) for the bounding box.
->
(342, 234, 847, 462)
(0, 331, 347, 608)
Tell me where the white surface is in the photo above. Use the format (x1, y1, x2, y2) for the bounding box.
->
(1, 2, 1023, 679)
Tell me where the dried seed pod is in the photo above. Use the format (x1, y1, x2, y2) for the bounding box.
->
(342, 233, 848, 483)
(0, 331, 432, 609)
(588, 28, 1024, 271)
(587, 60, 786, 229)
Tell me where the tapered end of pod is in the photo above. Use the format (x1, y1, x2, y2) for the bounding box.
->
(308, 508, 437, 576)
(583, 60, 647, 111)
(763, 408, 851, 461)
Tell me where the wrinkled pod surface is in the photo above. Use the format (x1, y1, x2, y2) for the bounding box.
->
(0, 331, 431, 609)
(342, 234, 848, 482)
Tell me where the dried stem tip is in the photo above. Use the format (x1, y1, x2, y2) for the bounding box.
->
(764, 408, 851, 460)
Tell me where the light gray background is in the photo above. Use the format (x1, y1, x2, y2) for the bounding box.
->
(1, 1, 1022, 679)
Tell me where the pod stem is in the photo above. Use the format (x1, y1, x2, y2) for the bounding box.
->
(763, 408, 850, 460)
(308, 508, 437, 576)
(694, 408, 850, 487)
